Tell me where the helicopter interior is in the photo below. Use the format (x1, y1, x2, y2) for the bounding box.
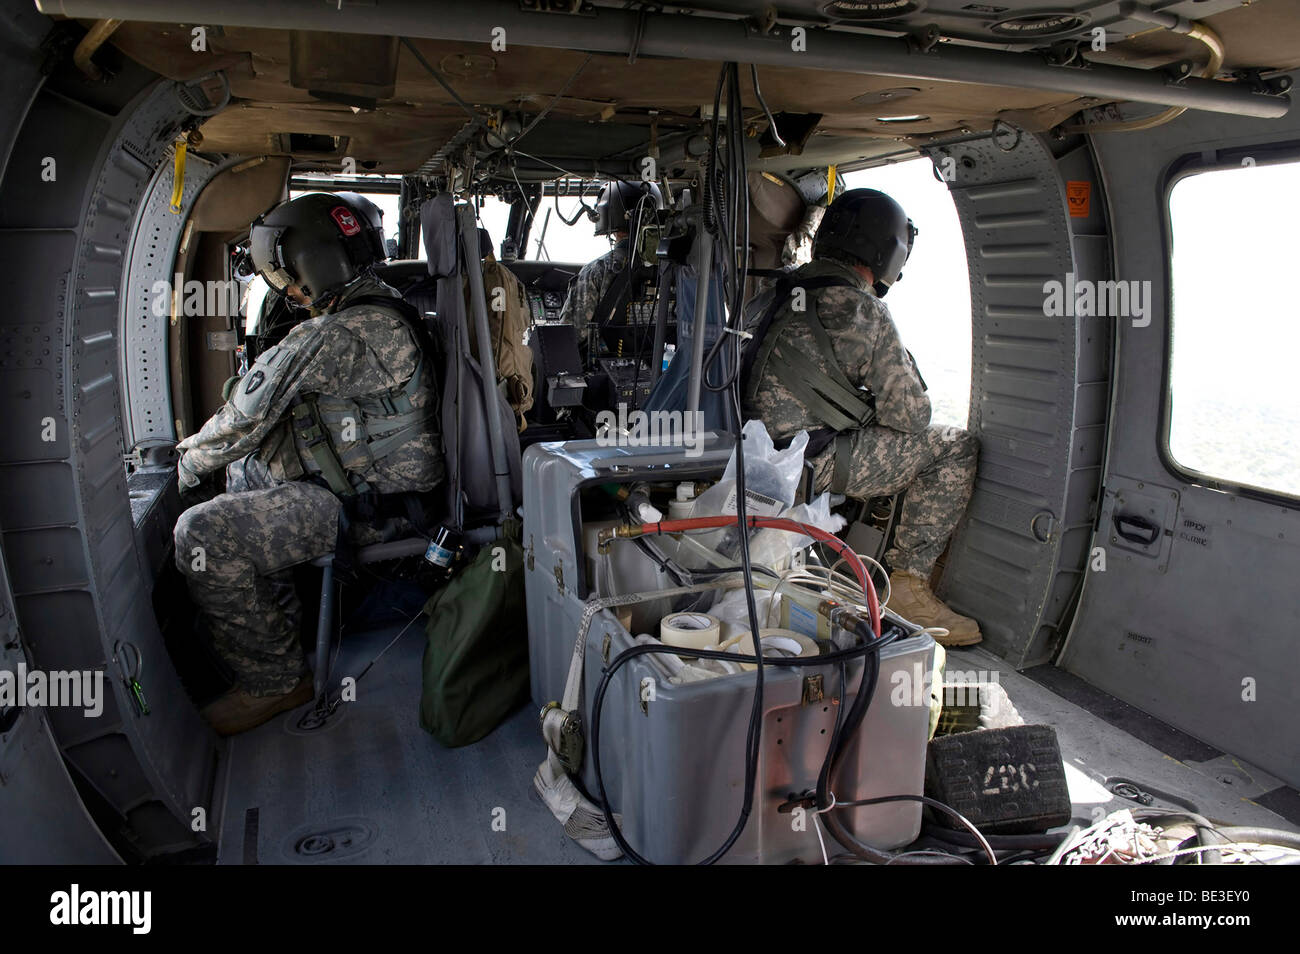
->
(0, 0, 1298, 864)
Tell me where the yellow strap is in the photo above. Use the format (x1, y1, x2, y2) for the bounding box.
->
(827, 164, 837, 202)
(169, 140, 187, 214)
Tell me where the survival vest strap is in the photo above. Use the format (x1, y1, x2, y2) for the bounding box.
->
(740, 275, 878, 434)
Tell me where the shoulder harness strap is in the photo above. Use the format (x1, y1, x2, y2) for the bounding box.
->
(741, 276, 876, 432)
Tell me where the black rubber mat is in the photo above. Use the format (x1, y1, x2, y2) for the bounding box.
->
(1255, 786, 1300, 828)
(1021, 664, 1223, 764)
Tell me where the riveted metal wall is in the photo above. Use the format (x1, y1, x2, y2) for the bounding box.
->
(120, 147, 220, 450)
(932, 131, 1110, 668)
(0, 33, 220, 859)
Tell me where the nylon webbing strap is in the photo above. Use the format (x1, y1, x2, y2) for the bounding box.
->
(364, 406, 435, 460)
(767, 347, 872, 432)
(764, 296, 875, 432)
(831, 431, 854, 495)
(740, 275, 859, 417)
(291, 396, 355, 497)
(592, 265, 634, 331)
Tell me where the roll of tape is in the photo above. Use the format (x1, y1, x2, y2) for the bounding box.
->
(719, 628, 821, 671)
(660, 612, 722, 650)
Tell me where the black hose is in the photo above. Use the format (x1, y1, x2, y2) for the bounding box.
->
(1213, 827, 1300, 851)
(1131, 810, 1223, 865)
(589, 617, 900, 864)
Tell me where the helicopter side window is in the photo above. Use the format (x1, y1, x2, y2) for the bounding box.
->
(1167, 158, 1300, 498)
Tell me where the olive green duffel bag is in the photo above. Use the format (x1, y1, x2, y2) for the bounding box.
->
(418, 533, 529, 747)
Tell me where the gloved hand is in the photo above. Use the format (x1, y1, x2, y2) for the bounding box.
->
(177, 457, 224, 505)
(178, 454, 203, 490)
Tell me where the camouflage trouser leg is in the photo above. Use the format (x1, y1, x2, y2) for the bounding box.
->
(173, 481, 341, 696)
(815, 424, 979, 576)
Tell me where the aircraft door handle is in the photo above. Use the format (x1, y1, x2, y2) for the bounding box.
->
(1113, 513, 1161, 546)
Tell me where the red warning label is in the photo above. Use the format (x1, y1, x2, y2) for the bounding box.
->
(1066, 181, 1091, 218)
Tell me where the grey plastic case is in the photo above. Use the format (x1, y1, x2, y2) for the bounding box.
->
(523, 436, 936, 864)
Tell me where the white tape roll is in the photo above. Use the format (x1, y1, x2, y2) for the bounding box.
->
(660, 612, 723, 650)
(719, 628, 821, 671)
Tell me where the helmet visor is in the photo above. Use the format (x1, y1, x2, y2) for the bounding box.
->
(248, 223, 295, 291)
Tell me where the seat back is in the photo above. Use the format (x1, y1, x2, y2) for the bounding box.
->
(420, 194, 523, 530)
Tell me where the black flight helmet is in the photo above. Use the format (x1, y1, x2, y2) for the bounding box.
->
(593, 180, 664, 236)
(813, 188, 917, 297)
(249, 191, 387, 308)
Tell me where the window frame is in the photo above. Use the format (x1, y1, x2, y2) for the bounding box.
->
(1159, 140, 1300, 506)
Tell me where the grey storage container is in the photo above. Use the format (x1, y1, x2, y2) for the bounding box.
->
(523, 436, 937, 864)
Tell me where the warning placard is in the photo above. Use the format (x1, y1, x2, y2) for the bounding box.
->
(1066, 180, 1091, 218)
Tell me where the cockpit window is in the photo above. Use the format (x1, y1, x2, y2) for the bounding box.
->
(1168, 160, 1300, 497)
(841, 158, 972, 431)
(515, 193, 616, 263)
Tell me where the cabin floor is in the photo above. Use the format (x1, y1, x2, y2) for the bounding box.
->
(213, 600, 1300, 864)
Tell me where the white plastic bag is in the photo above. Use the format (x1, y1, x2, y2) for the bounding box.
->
(684, 421, 811, 563)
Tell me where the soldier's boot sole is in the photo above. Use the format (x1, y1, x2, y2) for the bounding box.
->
(200, 674, 314, 736)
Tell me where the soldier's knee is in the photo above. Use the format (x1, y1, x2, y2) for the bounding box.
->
(928, 424, 976, 456)
(173, 502, 218, 577)
(953, 428, 979, 460)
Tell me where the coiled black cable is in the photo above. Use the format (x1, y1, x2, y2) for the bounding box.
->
(590, 614, 899, 864)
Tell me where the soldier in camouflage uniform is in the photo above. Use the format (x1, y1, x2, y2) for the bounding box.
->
(174, 192, 443, 734)
(743, 189, 982, 645)
(559, 180, 663, 359)
(559, 238, 629, 354)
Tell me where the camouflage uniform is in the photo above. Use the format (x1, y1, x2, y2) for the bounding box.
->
(173, 278, 442, 695)
(558, 238, 629, 352)
(744, 257, 978, 576)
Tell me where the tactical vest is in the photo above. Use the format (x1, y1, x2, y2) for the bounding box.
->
(289, 295, 438, 498)
(740, 275, 877, 433)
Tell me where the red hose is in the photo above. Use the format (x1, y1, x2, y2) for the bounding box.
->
(631, 515, 882, 639)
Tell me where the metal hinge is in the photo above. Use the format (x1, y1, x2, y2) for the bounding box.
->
(801, 674, 825, 707)
(206, 330, 238, 351)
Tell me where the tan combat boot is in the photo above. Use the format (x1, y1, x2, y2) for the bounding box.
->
(887, 570, 982, 646)
(200, 675, 314, 736)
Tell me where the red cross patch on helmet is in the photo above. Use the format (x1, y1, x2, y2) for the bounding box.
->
(330, 206, 361, 236)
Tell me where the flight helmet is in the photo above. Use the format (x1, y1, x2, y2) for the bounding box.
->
(813, 188, 916, 297)
(593, 180, 664, 236)
(249, 191, 387, 307)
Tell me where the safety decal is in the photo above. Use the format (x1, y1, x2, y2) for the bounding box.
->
(1066, 181, 1091, 218)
